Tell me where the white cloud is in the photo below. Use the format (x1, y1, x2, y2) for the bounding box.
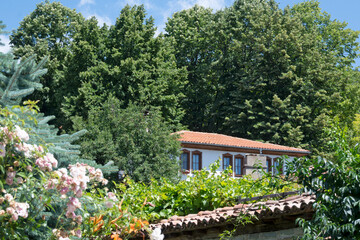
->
(196, 0, 225, 10)
(0, 35, 11, 54)
(168, 0, 226, 12)
(90, 14, 112, 26)
(79, 0, 95, 7)
(79, 7, 113, 27)
(116, 0, 153, 10)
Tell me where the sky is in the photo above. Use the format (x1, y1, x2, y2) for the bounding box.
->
(1, 0, 360, 65)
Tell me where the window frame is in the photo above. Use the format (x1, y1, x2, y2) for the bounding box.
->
(266, 156, 272, 174)
(234, 154, 244, 177)
(222, 153, 233, 171)
(180, 149, 190, 174)
(191, 150, 202, 171)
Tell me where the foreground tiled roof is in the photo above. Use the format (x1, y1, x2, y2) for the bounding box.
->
(151, 193, 315, 234)
(176, 130, 310, 154)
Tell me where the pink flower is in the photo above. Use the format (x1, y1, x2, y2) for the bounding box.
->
(66, 197, 81, 219)
(6, 177, 14, 186)
(107, 192, 118, 201)
(37, 145, 44, 152)
(16, 177, 23, 185)
(75, 229, 82, 238)
(6, 207, 15, 215)
(105, 201, 114, 208)
(15, 125, 29, 142)
(10, 213, 18, 222)
(15, 202, 29, 218)
(7, 171, 16, 179)
(60, 187, 69, 195)
(75, 189, 82, 198)
(75, 215, 83, 224)
(4, 193, 13, 202)
(45, 153, 58, 168)
(65, 211, 76, 219)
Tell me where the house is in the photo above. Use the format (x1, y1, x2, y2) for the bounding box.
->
(176, 131, 310, 180)
(150, 193, 315, 240)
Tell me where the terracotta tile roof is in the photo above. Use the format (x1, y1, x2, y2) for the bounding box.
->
(176, 130, 310, 154)
(151, 193, 315, 234)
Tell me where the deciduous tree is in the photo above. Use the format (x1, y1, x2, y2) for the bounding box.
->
(72, 97, 181, 183)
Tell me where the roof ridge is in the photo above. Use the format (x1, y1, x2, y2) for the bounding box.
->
(175, 130, 310, 153)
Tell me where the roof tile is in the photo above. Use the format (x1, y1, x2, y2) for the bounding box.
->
(176, 131, 310, 153)
(151, 194, 315, 234)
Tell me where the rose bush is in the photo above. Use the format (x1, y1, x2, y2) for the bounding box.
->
(0, 107, 114, 239)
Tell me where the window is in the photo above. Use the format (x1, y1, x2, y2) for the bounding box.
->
(192, 151, 202, 171)
(273, 158, 282, 175)
(266, 157, 282, 175)
(181, 150, 190, 173)
(234, 154, 244, 176)
(266, 157, 272, 173)
(223, 153, 233, 170)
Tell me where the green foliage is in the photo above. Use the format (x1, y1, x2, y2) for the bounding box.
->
(0, 54, 46, 106)
(165, 5, 220, 131)
(63, 4, 187, 129)
(0, 108, 50, 239)
(73, 97, 181, 183)
(0, 107, 118, 240)
(218, 0, 359, 156)
(286, 127, 360, 239)
(112, 160, 299, 222)
(0, 20, 5, 46)
(165, 0, 360, 157)
(0, 53, 117, 173)
(10, 1, 85, 125)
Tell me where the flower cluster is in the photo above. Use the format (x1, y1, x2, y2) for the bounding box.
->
(35, 152, 58, 171)
(46, 163, 108, 228)
(104, 191, 118, 208)
(1, 124, 110, 240)
(0, 192, 29, 222)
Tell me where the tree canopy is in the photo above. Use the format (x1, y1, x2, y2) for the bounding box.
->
(10, 1, 85, 126)
(72, 97, 181, 183)
(165, 0, 360, 155)
(8, 0, 360, 162)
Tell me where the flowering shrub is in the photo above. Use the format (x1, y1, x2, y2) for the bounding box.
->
(0, 108, 111, 239)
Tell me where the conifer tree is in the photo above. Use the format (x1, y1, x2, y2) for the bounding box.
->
(0, 53, 117, 171)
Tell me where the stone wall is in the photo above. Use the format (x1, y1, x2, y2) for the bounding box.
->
(233, 228, 303, 240)
(243, 154, 266, 179)
(163, 227, 303, 240)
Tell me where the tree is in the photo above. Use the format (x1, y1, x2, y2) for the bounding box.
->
(0, 53, 117, 171)
(63, 5, 187, 128)
(0, 20, 5, 46)
(165, 6, 220, 131)
(286, 127, 360, 239)
(59, 16, 109, 130)
(211, 0, 358, 155)
(10, 1, 85, 126)
(72, 97, 181, 183)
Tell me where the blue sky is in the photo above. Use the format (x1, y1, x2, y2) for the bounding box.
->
(1, 0, 360, 66)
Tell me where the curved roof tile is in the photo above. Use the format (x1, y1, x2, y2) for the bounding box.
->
(176, 130, 310, 154)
